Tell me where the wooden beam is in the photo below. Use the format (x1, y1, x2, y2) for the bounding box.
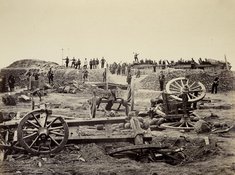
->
(66, 135, 152, 144)
(130, 117, 144, 145)
(108, 144, 168, 155)
(0, 116, 127, 127)
(130, 77, 135, 111)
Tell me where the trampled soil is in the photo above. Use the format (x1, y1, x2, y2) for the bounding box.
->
(0, 89, 235, 175)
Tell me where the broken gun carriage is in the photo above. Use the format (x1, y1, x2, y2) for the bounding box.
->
(149, 77, 206, 130)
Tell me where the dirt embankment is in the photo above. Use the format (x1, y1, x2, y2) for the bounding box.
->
(0, 59, 104, 88)
(7, 59, 59, 69)
(140, 69, 235, 92)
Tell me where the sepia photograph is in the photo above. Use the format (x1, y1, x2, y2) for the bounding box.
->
(0, 0, 235, 174)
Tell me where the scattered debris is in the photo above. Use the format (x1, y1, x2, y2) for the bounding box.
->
(2, 94, 17, 106)
(194, 120, 212, 133)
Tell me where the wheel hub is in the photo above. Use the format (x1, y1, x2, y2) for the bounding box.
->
(38, 127, 49, 137)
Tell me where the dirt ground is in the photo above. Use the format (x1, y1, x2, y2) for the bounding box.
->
(0, 87, 235, 175)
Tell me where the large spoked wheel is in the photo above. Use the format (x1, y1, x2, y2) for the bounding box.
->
(17, 109, 69, 155)
(166, 77, 206, 103)
(160, 116, 195, 130)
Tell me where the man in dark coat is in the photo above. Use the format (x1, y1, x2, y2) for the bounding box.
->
(65, 56, 69, 68)
(211, 77, 219, 94)
(71, 57, 76, 68)
(105, 89, 116, 111)
(77, 58, 81, 69)
(103, 68, 107, 82)
(96, 58, 99, 68)
(159, 71, 165, 91)
(47, 68, 54, 85)
(89, 59, 93, 69)
(127, 73, 132, 85)
(101, 57, 105, 68)
(8, 74, 15, 92)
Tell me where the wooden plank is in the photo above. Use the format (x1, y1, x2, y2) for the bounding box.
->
(105, 123, 112, 137)
(130, 117, 144, 145)
(130, 77, 135, 111)
(66, 135, 152, 144)
(108, 144, 168, 155)
(0, 116, 127, 128)
(66, 117, 126, 126)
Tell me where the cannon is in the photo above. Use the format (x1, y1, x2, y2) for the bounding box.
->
(0, 107, 152, 155)
(149, 77, 206, 130)
(0, 107, 186, 164)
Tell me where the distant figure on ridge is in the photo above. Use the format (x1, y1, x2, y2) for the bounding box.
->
(47, 67, 54, 85)
(134, 52, 139, 63)
(101, 57, 105, 68)
(65, 56, 69, 68)
(71, 57, 76, 68)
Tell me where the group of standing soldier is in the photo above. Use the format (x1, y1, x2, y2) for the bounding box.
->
(63, 57, 106, 70)
(109, 62, 130, 75)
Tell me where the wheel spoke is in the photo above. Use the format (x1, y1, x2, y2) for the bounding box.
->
(29, 135, 40, 148)
(44, 112, 49, 127)
(170, 84, 181, 91)
(49, 135, 60, 146)
(191, 85, 201, 91)
(189, 81, 196, 88)
(187, 94, 191, 100)
(31, 113, 42, 127)
(174, 81, 182, 88)
(185, 122, 189, 128)
(187, 122, 194, 127)
(23, 128, 38, 132)
(50, 131, 64, 136)
(27, 120, 39, 129)
(179, 122, 184, 127)
(186, 79, 189, 86)
(23, 132, 37, 139)
(48, 126, 64, 131)
(169, 86, 181, 93)
(47, 117, 59, 128)
(189, 93, 197, 98)
(180, 79, 184, 86)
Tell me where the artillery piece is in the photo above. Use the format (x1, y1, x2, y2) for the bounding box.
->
(0, 107, 185, 164)
(150, 77, 206, 130)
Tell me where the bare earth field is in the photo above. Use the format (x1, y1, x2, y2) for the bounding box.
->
(0, 88, 235, 175)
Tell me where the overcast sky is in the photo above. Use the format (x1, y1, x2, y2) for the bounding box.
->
(0, 0, 234, 69)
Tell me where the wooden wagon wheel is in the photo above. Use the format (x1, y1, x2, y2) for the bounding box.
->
(162, 77, 206, 130)
(108, 144, 184, 164)
(160, 117, 195, 130)
(17, 109, 69, 155)
(165, 77, 206, 103)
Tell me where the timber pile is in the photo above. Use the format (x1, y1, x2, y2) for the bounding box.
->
(140, 69, 235, 92)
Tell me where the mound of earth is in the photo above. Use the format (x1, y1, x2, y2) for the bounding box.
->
(140, 69, 235, 92)
(0, 59, 107, 89)
(7, 59, 59, 69)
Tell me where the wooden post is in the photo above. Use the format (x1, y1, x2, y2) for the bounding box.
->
(61, 48, 64, 66)
(131, 77, 135, 111)
(130, 117, 144, 145)
(224, 55, 229, 70)
(106, 64, 108, 90)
